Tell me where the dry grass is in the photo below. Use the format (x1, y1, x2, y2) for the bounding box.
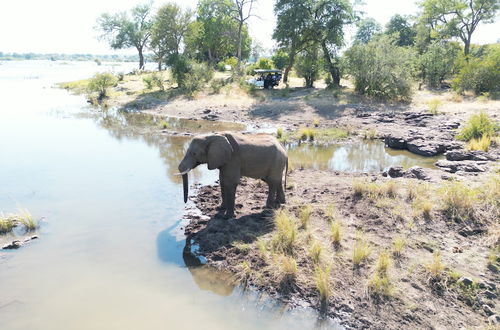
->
(297, 127, 315, 141)
(330, 220, 342, 246)
(271, 210, 298, 255)
(325, 204, 337, 222)
(298, 205, 312, 229)
(277, 254, 298, 282)
(309, 240, 323, 264)
(367, 272, 392, 297)
(0, 215, 17, 234)
(375, 251, 392, 275)
(439, 181, 477, 222)
(315, 265, 332, 304)
(352, 179, 398, 200)
(0, 209, 37, 233)
(352, 234, 372, 267)
(392, 236, 407, 257)
(427, 98, 443, 115)
(426, 252, 445, 280)
(466, 135, 491, 151)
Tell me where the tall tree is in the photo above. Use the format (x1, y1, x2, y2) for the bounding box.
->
(355, 18, 382, 44)
(385, 14, 416, 46)
(419, 0, 499, 56)
(274, 0, 355, 86)
(230, 0, 257, 73)
(150, 3, 193, 70)
(96, 3, 153, 69)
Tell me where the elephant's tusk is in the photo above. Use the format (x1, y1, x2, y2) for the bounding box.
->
(176, 169, 191, 176)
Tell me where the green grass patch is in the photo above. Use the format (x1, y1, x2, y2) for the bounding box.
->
(456, 111, 497, 141)
(271, 210, 298, 255)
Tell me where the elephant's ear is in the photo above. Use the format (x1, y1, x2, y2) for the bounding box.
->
(207, 135, 233, 170)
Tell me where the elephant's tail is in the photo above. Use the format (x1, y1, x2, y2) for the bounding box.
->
(284, 158, 288, 193)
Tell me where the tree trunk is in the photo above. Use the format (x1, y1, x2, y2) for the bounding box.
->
(321, 41, 340, 87)
(236, 22, 243, 74)
(138, 47, 145, 70)
(464, 33, 472, 57)
(283, 52, 295, 84)
(157, 60, 162, 71)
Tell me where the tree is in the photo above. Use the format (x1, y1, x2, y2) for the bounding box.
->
(273, 0, 355, 86)
(295, 46, 322, 87)
(419, 41, 461, 87)
(230, 0, 257, 73)
(385, 14, 416, 46)
(355, 18, 381, 44)
(96, 3, 153, 69)
(271, 50, 290, 70)
(185, 0, 251, 65)
(150, 3, 193, 71)
(419, 0, 499, 56)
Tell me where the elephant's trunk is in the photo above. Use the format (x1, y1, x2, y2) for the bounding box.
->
(182, 173, 189, 203)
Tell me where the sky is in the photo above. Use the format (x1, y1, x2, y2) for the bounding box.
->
(0, 0, 498, 55)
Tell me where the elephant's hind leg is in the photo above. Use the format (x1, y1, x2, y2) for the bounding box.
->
(277, 180, 286, 204)
(265, 180, 279, 209)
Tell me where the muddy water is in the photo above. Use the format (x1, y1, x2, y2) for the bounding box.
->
(288, 141, 443, 172)
(0, 61, 340, 330)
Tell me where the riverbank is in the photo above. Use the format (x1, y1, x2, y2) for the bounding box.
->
(60, 71, 500, 328)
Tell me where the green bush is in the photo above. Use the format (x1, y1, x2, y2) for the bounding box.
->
(87, 72, 118, 99)
(142, 75, 154, 90)
(419, 41, 461, 88)
(170, 55, 213, 95)
(456, 111, 498, 141)
(256, 57, 273, 70)
(295, 47, 322, 88)
(345, 35, 415, 101)
(452, 44, 500, 94)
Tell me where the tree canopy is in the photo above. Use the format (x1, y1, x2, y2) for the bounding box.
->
(355, 18, 382, 44)
(96, 3, 153, 69)
(385, 14, 416, 46)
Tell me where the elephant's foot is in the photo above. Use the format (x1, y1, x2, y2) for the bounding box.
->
(216, 204, 226, 211)
(223, 211, 236, 219)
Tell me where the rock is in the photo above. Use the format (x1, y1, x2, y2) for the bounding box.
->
(203, 109, 211, 114)
(2, 240, 23, 249)
(387, 166, 405, 178)
(484, 290, 498, 300)
(408, 166, 430, 180)
(385, 135, 407, 149)
(435, 160, 487, 173)
(407, 139, 446, 157)
(483, 304, 495, 316)
(488, 314, 500, 325)
(457, 277, 474, 287)
(445, 150, 497, 161)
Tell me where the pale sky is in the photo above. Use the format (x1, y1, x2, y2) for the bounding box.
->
(0, 0, 498, 55)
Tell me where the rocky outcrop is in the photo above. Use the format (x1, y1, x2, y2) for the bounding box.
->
(383, 166, 440, 181)
(445, 150, 498, 161)
(435, 160, 488, 173)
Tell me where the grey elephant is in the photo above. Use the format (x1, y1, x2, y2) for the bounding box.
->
(178, 133, 288, 218)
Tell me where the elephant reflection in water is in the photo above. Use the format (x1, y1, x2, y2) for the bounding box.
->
(182, 236, 236, 296)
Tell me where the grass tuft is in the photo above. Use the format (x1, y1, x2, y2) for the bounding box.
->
(298, 205, 312, 229)
(426, 252, 445, 280)
(375, 251, 392, 275)
(367, 272, 392, 297)
(0, 215, 17, 234)
(309, 240, 323, 264)
(427, 98, 442, 115)
(352, 234, 371, 267)
(456, 111, 497, 141)
(466, 135, 491, 151)
(19, 209, 37, 231)
(439, 181, 477, 222)
(392, 236, 406, 257)
(297, 127, 315, 141)
(271, 210, 298, 255)
(315, 265, 332, 304)
(330, 220, 342, 246)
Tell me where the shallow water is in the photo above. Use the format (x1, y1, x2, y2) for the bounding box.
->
(0, 61, 341, 330)
(288, 141, 443, 172)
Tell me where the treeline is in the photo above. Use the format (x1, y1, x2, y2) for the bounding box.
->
(95, 0, 499, 99)
(0, 52, 138, 62)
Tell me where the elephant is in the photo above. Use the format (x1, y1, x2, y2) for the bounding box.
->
(178, 132, 288, 218)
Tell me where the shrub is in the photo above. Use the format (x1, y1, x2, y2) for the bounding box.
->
(87, 72, 118, 99)
(142, 75, 154, 90)
(210, 78, 227, 94)
(345, 35, 415, 101)
(271, 50, 289, 70)
(453, 44, 500, 94)
(256, 57, 273, 70)
(170, 55, 213, 95)
(419, 41, 460, 88)
(456, 111, 497, 141)
(295, 47, 322, 88)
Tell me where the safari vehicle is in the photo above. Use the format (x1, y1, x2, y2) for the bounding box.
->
(247, 69, 282, 89)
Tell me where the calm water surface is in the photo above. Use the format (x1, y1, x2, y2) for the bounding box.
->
(0, 61, 339, 330)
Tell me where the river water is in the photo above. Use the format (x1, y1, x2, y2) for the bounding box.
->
(0, 60, 441, 330)
(0, 61, 344, 330)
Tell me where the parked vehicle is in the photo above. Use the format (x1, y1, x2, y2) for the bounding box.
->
(247, 69, 282, 89)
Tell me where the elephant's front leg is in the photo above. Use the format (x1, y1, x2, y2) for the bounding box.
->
(217, 171, 226, 211)
(224, 183, 238, 218)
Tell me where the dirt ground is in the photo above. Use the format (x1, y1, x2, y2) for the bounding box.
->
(184, 171, 499, 329)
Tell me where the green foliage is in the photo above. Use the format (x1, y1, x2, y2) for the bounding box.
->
(419, 0, 499, 55)
(150, 3, 193, 67)
(143, 72, 165, 91)
(452, 44, 500, 94)
(88, 72, 118, 99)
(419, 41, 461, 87)
(456, 111, 497, 141)
(169, 55, 213, 95)
(295, 46, 322, 88)
(345, 35, 415, 101)
(385, 14, 416, 46)
(355, 18, 381, 44)
(96, 3, 153, 68)
(271, 50, 289, 70)
(427, 98, 443, 114)
(0, 215, 16, 234)
(256, 58, 273, 70)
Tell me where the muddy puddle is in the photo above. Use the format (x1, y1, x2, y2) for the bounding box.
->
(287, 140, 443, 172)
